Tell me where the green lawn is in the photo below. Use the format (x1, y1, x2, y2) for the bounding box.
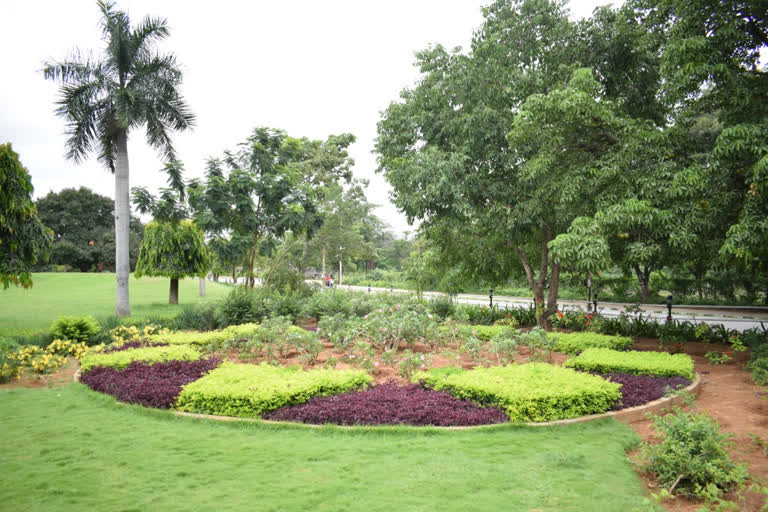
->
(0, 273, 232, 336)
(0, 384, 650, 511)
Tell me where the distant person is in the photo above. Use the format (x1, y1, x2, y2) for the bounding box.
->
(324, 275, 330, 288)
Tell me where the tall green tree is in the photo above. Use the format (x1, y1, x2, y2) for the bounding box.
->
(36, 187, 143, 272)
(188, 128, 355, 287)
(44, 0, 194, 316)
(0, 143, 53, 288)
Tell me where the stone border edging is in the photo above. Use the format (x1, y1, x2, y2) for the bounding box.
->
(74, 365, 701, 430)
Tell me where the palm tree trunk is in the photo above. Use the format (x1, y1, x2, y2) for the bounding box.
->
(114, 130, 131, 317)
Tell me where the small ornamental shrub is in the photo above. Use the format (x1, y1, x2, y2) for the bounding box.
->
(175, 362, 372, 418)
(50, 315, 99, 344)
(45, 339, 90, 359)
(459, 324, 516, 341)
(427, 297, 455, 319)
(595, 373, 691, 409)
(431, 363, 621, 422)
(552, 332, 633, 355)
(641, 410, 748, 499)
(564, 348, 695, 380)
(80, 358, 221, 408)
(216, 286, 274, 327)
(264, 382, 508, 426)
(109, 324, 169, 344)
(0, 338, 22, 383)
(747, 357, 768, 386)
(80, 344, 202, 373)
(704, 351, 732, 365)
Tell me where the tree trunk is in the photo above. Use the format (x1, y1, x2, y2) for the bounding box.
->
(232, 265, 237, 285)
(546, 261, 561, 316)
(321, 246, 326, 277)
(199, 277, 206, 296)
(169, 277, 179, 304)
(114, 130, 131, 317)
(634, 265, 651, 303)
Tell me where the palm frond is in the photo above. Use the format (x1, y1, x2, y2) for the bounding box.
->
(162, 160, 186, 200)
(131, 186, 156, 215)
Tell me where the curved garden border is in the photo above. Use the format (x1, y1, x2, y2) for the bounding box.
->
(74, 368, 701, 429)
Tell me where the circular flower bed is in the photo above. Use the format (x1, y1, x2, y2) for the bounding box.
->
(264, 381, 508, 426)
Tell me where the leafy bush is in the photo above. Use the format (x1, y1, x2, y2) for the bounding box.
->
(454, 304, 509, 325)
(264, 382, 508, 426)
(317, 313, 361, 350)
(104, 341, 169, 353)
(564, 348, 695, 379)
(175, 362, 372, 418)
(300, 291, 355, 319)
(553, 332, 633, 355)
(641, 410, 748, 499)
(519, 327, 558, 362)
(285, 328, 323, 365)
(216, 286, 273, 326)
(269, 291, 306, 320)
(50, 315, 100, 344)
(141, 323, 262, 347)
(172, 303, 219, 331)
(80, 358, 221, 409)
(431, 363, 622, 422)
(595, 372, 691, 409)
(80, 345, 202, 373)
(0, 338, 22, 383)
(459, 324, 516, 341)
(747, 357, 768, 386)
(427, 297, 455, 319)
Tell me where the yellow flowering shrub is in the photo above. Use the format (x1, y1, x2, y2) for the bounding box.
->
(29, 353, 66, 374)
(109, 324, 170, 345)
(46, 339, 90, 359)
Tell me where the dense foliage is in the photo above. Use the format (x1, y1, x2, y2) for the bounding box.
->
(175, 362, 372, 418)
(264, 381, 508, 426)
(0, 143, 53, 289)
(565, 348, 695, 379)
(49, 315, 100, 344)
(430, 363, 622, 422)
(35, 187, 143, 272)
(80, 358, 221, 409)
(642, 409, 748, 499)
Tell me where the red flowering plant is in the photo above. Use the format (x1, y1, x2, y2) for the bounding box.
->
(551, 310, 593, 332)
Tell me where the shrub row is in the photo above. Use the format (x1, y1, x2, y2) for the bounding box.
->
(80, 345, 202, 373)
(429, 363, 622, 422)
(175, 362, 372, 418)
(264, 381, 508, 426)
(552, 332, 633, 355)
(564, 348, 695, 380)
(80, 358, 222, 408)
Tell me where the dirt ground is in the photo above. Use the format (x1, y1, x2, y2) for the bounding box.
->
(3, 332, 766, 510)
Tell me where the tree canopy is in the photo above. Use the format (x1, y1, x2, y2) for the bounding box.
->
(0, 143, 53, 289)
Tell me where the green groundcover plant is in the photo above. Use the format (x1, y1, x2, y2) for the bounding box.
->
(552, 332, 633, 355)
(430, 363, 621, 422)
(175, 362, 372, 418)
(80, 345, 202, 373)
(564, 348, 695, 380)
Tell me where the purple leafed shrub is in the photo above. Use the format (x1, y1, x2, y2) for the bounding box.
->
(80, 358, 221, 408)
(264, 381, 508, 426)
(104, 341, 169, 353)
(595, 372, 691, 410)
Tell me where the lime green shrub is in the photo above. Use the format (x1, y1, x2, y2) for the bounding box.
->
(80, 345, 202, 373)
(432, 363, 621, 422)
(176, 362, 372, 418)
(564, 348, 695, 379)
(459, 324, 516, 341)
(410, 366, 465, 388)
(50, 315, 99, 344)
(553, 332, 633, 354)
(144, 323, 262, 346)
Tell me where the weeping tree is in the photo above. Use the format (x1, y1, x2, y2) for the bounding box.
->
(133, 161, 209, 303)
(44, 0, 195, 316)
(134, 220, 210, 304)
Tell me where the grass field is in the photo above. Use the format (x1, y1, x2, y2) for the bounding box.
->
(0, 383, 649, 511)
(0, 273, 232, 337)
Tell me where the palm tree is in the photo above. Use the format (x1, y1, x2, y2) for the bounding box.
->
(44, 0, 194, 316)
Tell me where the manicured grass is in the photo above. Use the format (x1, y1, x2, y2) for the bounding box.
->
(0, 384, 649, 511)
(0, 273, 232, 336)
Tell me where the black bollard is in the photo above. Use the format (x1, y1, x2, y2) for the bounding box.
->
(489, 289, 494, 308)
(593, 293, 598, 314)
(666, 295, 673, 322)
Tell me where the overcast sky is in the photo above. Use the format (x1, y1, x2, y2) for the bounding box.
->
(2, 0, 614, 236)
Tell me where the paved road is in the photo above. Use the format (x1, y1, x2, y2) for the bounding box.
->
(330, 283, 768, 332)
